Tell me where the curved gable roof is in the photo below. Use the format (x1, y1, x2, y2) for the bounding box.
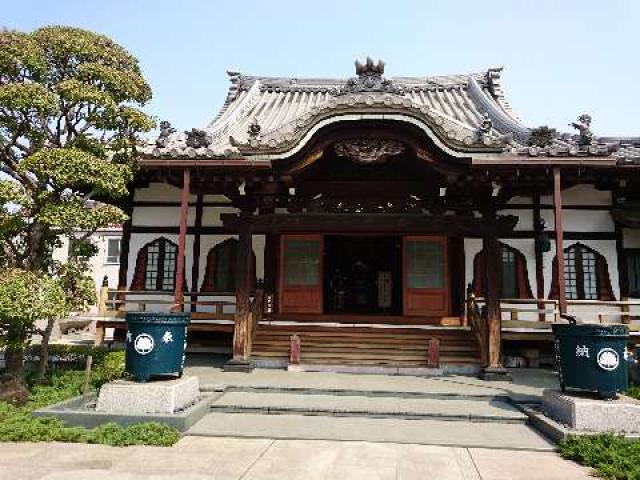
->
(140, 60, 639, 166)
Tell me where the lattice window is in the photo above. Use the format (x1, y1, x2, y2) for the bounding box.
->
(144, 238, 177, 291)
(565, 247, 578, 300)
(472, 243, 532, 299)
(564, 244, 601, 300)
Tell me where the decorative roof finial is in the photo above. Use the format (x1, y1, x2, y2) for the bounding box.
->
(570, 114, 594, 146)
(338, 57, 403, 96)
(355, 57, 385, 76)
(156, 120, 176, 148)
(247, 116, 261, 138)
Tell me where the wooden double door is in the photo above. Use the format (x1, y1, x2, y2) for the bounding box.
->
(278, 234, 449, 317)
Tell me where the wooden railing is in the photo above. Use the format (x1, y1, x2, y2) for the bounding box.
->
(467, 297, 640, 326)
(98, 288, 237, 320)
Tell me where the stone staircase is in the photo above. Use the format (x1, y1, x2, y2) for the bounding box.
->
(187, 383, 554, 450)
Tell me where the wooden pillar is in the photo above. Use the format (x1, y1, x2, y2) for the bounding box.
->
(553, 168, 567, 315)
(116, 191, 133, 292)
(227, 214, 254, 369)
(190, 194, 204, 312)
(174, 168, 190, 311)
(484, 234, 503, 370)
(533, 193, 546, 321)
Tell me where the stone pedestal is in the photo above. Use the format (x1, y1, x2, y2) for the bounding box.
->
(96, 376, 200, 414)
(543, 389, 640, 433)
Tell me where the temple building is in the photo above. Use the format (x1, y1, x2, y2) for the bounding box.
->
(100, 58, 640, 376)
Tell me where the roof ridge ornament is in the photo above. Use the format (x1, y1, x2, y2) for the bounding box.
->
(570, 114, 595, 147)
(247, 116, 261, 139)
(338, 57, 404, 96)
(185, 128, 213, 148)
(156, 120, 176, 148)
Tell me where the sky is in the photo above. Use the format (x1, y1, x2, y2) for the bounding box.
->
(4, 0, 639, 136)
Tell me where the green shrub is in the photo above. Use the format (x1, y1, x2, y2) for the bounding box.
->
(23, 347, 125, 411)
(559, 434, 640, 480)
(91, 350, 125, 388)
(0, 345, 180, 447)
(0, 402, 179, 445)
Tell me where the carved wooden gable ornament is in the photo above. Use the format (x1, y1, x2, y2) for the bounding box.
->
(334, 138, 406, 164)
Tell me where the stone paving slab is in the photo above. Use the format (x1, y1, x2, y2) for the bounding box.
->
(0, 438, 591, 480)
(186, 412, 555, 451)
(210, 391, 528, 422)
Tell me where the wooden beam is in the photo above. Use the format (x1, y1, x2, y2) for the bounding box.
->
(553, 168, 567, 314)
(174, 168, 190, 310)
(221, 213, 518, 236)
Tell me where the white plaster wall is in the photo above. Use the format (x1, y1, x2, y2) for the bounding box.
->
(540, 209, 614, 233)
(132, 206, 196, 227)
(134, 182, 196, 202)
(540, 184, 612, 206)
(201, 206, 239, 227)
(464, 238, 482, 289)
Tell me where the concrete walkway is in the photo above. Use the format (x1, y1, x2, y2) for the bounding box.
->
(0, 437, 591, 480)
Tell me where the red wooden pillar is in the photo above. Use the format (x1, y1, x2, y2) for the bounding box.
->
(174, 168, 190, 311)
(553, 168, 567, 315)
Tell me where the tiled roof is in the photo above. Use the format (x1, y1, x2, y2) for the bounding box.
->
(141, 59, 639, 166)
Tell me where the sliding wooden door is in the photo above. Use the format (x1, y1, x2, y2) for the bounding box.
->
(279, 234, 323, 313)
(403, 236, 449, 317)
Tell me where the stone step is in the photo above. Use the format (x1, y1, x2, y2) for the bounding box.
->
(209, 391, 528, 423)
(219, 384, 505, 401)
(187, 412, 554, 451)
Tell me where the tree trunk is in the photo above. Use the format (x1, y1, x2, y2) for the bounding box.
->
(35, 318, 56, 383)
(5, 346, 25, 379)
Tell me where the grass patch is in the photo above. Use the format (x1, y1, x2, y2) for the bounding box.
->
(626, 385, 640, 401)
(559, 434, 640, 480)
(0, 347, 180, 446)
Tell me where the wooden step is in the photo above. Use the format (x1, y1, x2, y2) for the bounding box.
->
(251, 323, 481, 367)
